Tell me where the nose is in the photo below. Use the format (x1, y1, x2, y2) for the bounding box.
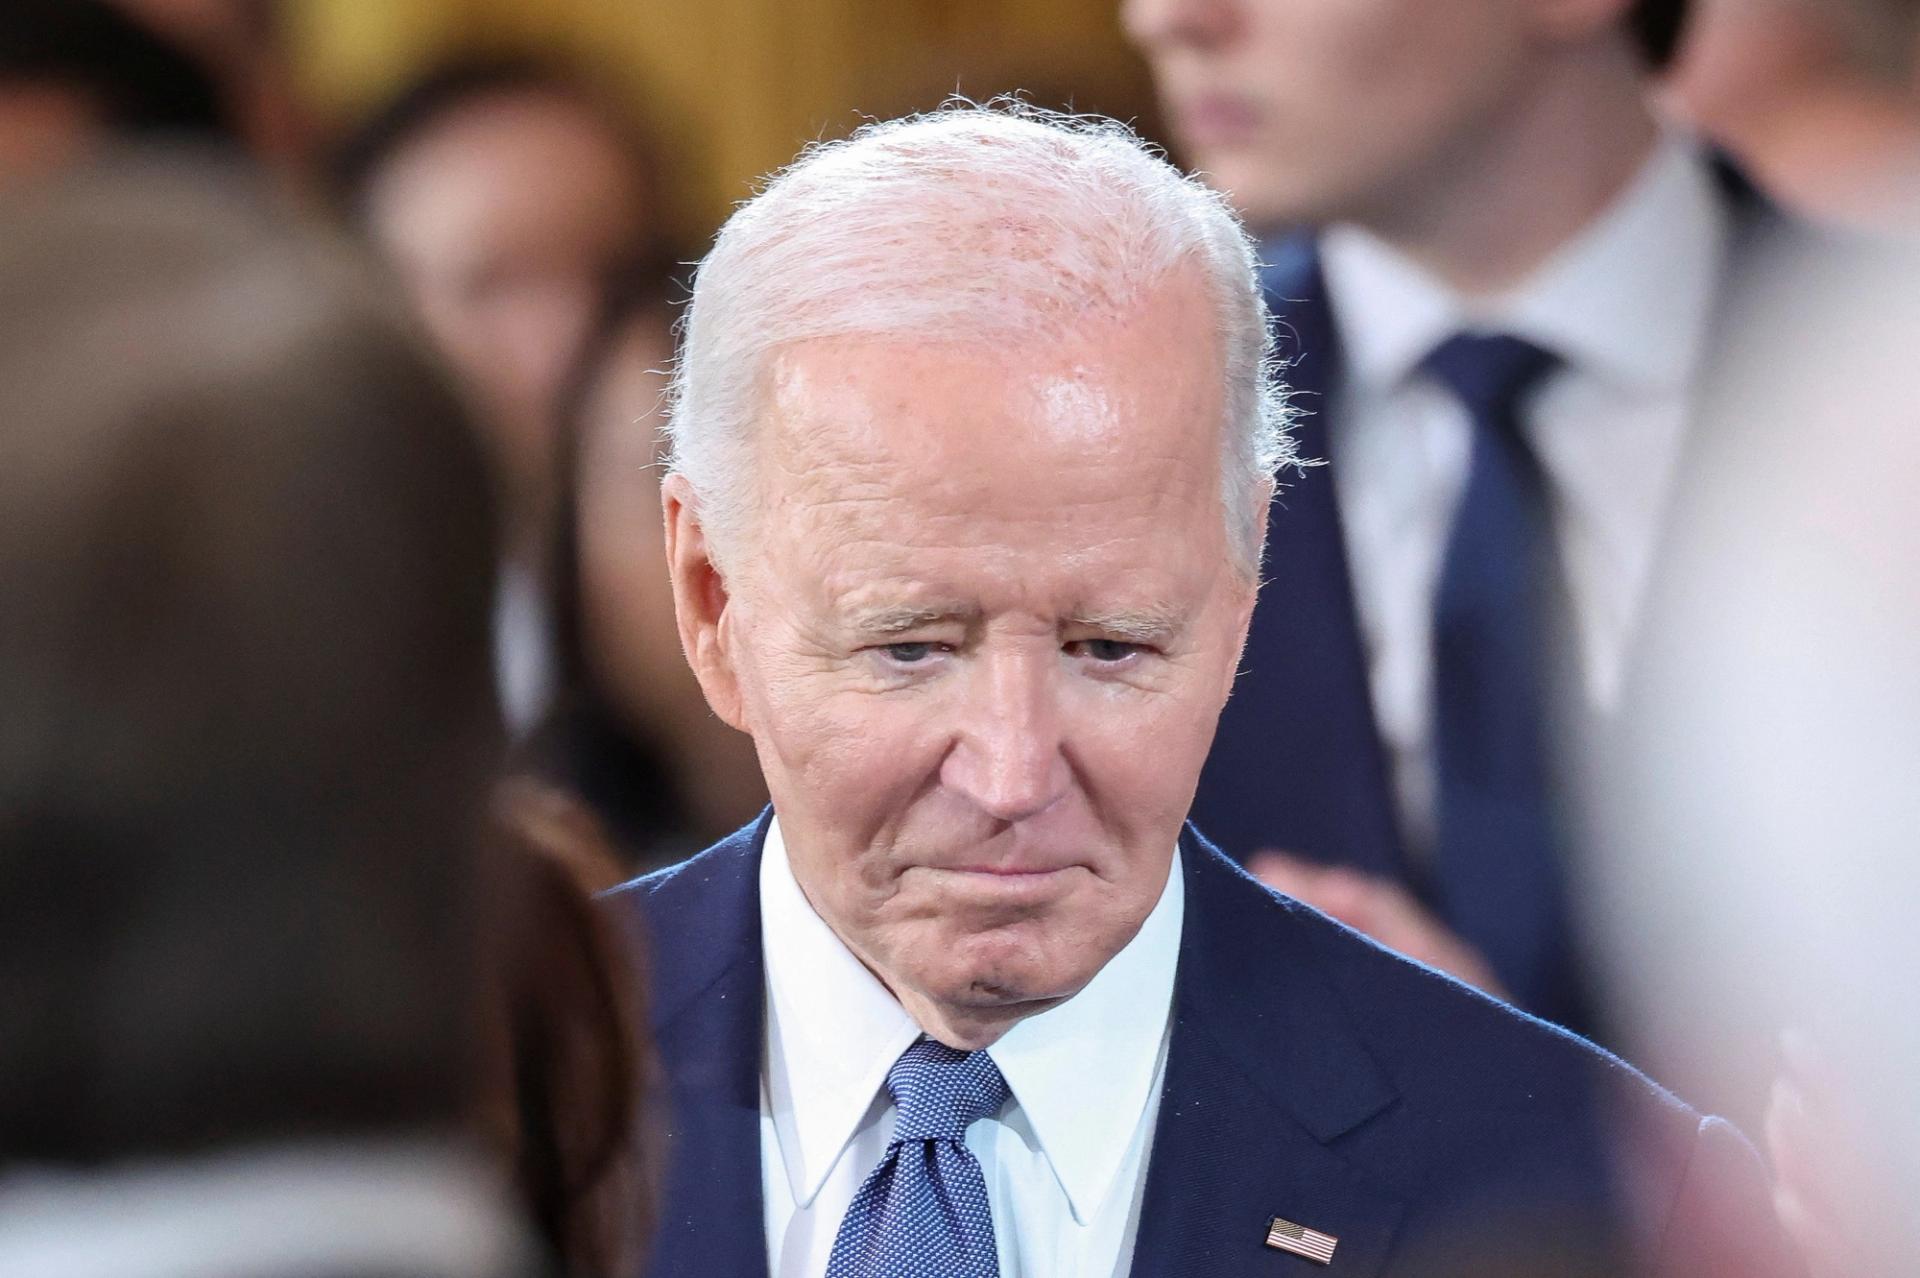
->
(940, 650, 1073, 824)
(1121, 0, 1240, 52)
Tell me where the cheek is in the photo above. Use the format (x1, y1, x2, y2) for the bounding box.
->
(1269, 3, 1506, 132)
(1068, 689, 1219, 822)
(736, 642, 942, 818)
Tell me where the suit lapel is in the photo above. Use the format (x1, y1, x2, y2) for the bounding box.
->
(1192, 236, 1406, 879)
(1129, 830, 1407, 1277)
(627, 815, 773, 1278)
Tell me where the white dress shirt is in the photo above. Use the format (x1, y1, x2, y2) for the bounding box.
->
(758, 818, 1184, 1278)
(1316, 134, 1732, 854)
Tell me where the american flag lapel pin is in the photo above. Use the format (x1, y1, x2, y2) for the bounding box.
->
(1265, 1216, 1339, 1265)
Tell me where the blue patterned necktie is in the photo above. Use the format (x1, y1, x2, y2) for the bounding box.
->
(825, 1037, 1010, 1278)
(1424, 333, 1586, 1026)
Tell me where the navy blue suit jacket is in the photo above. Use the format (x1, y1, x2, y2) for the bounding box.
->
(604, 814, 1797, 1278)
(1194, 191, 1783, 1035)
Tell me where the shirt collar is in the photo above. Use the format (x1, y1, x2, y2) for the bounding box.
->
(761, 818, 920, 1210)
(759, 817, 1185, 1224)
(1319, 131, 1731, 395)
(987, 843, 1183, 1224)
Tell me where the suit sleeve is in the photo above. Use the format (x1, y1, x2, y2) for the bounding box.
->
(1649, 1115, 1807, 1278)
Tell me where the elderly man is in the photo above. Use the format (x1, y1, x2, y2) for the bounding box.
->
(605, 107, 1797, 1278)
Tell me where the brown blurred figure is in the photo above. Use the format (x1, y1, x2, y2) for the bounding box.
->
(489, 781, 657, 1277)
(0, 157, 648, 1278)
(531, 274, 767, 871)
(1668, 0, 1920, 229)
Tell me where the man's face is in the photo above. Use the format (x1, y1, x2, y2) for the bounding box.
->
(1123, 0, 1542, 231)
(679, 270, 1256, 1046)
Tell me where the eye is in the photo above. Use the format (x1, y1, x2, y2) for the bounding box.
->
(881, 641, 939, 664)
(1069, 639, 1146, 664)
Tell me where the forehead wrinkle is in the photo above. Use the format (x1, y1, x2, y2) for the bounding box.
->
(753, 316, 1234, 585)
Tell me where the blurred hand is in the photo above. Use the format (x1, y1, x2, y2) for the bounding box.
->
(1766, 1030, 1912, 1278)
(1247, 850, 1507, 998)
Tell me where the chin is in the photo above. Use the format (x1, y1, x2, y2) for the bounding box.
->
(931, 928, 1098, 1013)
(1206, 151, 1369, 234)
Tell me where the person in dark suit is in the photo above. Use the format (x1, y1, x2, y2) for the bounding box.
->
(1124, 0, 1767, 1035)
(600, 103, 1797, 1278)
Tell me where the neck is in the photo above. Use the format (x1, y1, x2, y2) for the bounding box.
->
(1355, 43, 1660, 296)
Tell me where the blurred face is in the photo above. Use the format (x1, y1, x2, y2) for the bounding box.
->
(666, 270, 1259, 1047)
(363, 89, 647, 518)
(574, 315, 690, 722)
(1664, 0, 1855, 141)
(575, 312, 766, 829)
(1123, 0, 1546, 230)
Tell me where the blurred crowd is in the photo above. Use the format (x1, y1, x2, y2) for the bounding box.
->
(3, 1, 1917, 1276)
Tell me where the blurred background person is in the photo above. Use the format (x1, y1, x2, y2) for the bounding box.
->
(102, 0, 321, 186)
(529, 270, 767, 873)
(0, 0, 241, 184)
(1124, 0, 1783, 1042)
(1588, 234, 1920, 1277)
(0, 157, 646, 1278)
(1666, 0, 1920, 230)
(332, 53, 672, 733)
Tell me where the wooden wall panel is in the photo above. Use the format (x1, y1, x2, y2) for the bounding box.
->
(286, 0, 1156, 240)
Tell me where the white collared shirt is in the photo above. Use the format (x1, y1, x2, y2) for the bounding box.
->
(1316, 134, 1732, 854)
(758, 818, 1184, 1278)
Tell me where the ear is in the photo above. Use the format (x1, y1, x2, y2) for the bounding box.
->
(662, 473, 750, 732)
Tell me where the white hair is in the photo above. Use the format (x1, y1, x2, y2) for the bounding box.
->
(665, 101, 1294, 576)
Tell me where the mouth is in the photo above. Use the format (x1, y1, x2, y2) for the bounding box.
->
(945, 863, 1076, 877)
(921, 862, 1087, 904)
(1173, 93, 1262, 148)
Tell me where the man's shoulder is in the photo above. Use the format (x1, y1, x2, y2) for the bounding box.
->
(1186, 838, 1697, 1148)
(597, 814, 769, 1031)
(1320, 921, 1790, 1278)
(600, 813, 767, 917)
(1282, 866, 1680, 1116)
(1196, 854, 1787, 1272)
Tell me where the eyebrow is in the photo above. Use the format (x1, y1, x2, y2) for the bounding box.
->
(842, 602, 1188, 644)
(846, 604, 981, 635)
(1066, 605, 1188, 646)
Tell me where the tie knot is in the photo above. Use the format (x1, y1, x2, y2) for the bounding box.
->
(885, 1038, 1009, 1144)
(1421, 332, 1559, 420)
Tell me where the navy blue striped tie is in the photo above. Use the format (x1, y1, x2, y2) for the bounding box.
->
(825, 1037, 1009, 1278)
(1424, 333, 1585, 1025)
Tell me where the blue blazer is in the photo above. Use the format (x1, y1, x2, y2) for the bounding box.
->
(603, 814, 1797, 1278)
